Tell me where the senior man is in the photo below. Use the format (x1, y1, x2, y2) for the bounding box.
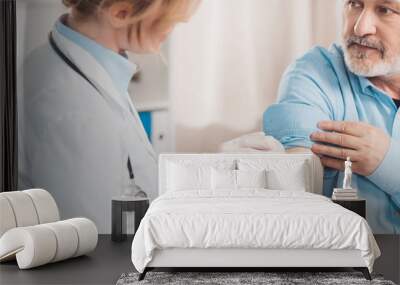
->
(264, 0, 400, 234)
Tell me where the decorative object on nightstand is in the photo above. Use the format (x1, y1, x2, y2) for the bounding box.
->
(123, 157, 147, 198)
(331, 157, 365, 217)
(332, 199, 366, 218)
(111, 157, 149, 242)
(332, 157, 358, 200)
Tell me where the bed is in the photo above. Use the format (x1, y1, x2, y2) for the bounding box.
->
(131, 154, 380, 281)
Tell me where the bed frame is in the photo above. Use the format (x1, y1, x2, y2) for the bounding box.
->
(139, 248, 371, 280)
(138, 154, 372, 281)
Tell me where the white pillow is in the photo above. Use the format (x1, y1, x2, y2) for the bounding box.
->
(211, 169, 236, 189)
(238, 159, 309, 191)
(211, 169, 267, 190)
(237, 170, 267, 188)
(266, 166, 307, 191)
(167, 163, 211, 191)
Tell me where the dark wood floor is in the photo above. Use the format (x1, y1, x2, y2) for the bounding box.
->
(373, 235, 400, 284)
(0, 235, 398, 285)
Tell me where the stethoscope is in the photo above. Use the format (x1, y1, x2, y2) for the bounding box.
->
(49, 32, 100, 94)
(49, 32, 142, 179)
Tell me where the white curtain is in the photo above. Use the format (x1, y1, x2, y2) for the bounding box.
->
(169, 0, 340, 152)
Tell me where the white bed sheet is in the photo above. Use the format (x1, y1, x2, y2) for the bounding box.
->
(131, 190, 380, 273)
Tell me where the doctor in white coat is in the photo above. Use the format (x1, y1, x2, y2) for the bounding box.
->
(20, 0, 199, 233)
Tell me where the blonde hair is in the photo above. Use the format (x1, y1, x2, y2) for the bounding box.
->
(62, 0, 198, 23)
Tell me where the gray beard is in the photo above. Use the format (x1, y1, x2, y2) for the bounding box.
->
(343, 46, 400, 78)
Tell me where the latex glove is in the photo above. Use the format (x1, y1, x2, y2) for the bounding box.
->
(219, 132, 285, 153)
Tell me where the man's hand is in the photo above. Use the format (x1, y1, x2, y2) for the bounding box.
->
(310, 121, 390, 176)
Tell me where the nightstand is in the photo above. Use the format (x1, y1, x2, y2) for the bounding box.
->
(332, 199, 366, 218)
(111, 197, 149, 242)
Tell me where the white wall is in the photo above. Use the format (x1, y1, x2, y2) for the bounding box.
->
(17, 0, 66, 66)
(169, 0, 341, 153)
(17, 0, 67, 188)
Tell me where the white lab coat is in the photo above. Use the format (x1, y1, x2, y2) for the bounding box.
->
(20, 26, 158, 234)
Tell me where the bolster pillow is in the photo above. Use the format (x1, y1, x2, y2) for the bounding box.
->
(0, 218, 98, 269)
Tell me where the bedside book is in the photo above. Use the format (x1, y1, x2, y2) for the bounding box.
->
(333, 189, 357, 193)
(332, 188, 358, 200)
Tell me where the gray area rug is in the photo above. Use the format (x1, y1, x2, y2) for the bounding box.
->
(116, 272, 396, 285)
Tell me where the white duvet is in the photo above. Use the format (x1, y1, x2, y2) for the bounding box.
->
(131, 190, 380, 273)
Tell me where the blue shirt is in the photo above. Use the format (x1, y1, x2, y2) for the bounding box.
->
(263, 44, 400, 234)
(55, 19, 136, 102)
